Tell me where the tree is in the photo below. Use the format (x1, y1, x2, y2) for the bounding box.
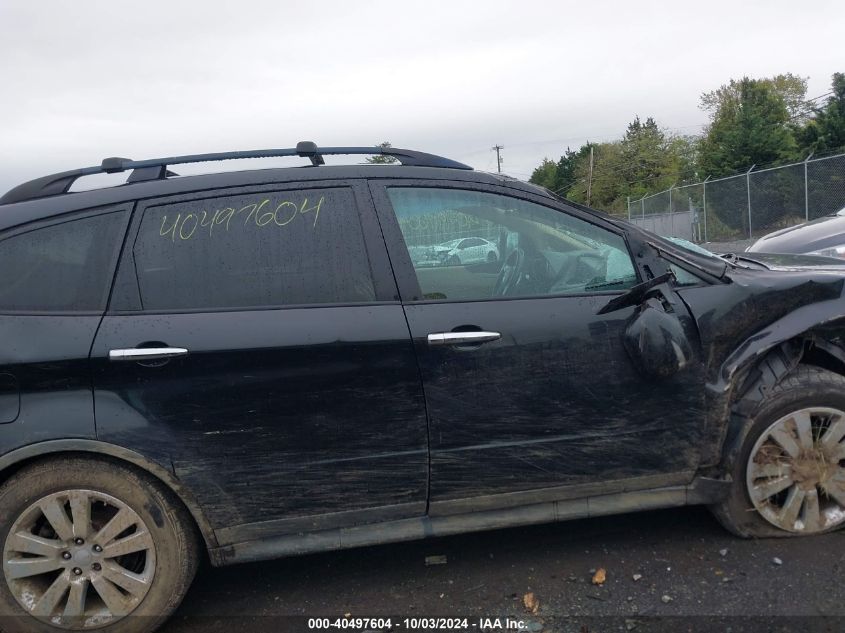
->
(700, 73, 808, 120)
(619, 116, 675, 199)
(528, 118, 699, 214)
(798, 73, 845, 154)
(529, 146, 592, 196)
(528, 158, 558, 190)
(565, 141, 627, 212)
(698, 77, 798, 178)
(551, 146, 588, 194)
(365, 141, 398, 164)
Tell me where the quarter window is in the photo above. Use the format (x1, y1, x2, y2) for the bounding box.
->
(0, 211, 127, 313)
(387, 187, 637, 301)
(133, 188, 376, 310)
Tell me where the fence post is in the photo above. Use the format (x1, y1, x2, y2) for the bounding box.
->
(627, 196, 631, 221)
(804, 153, 813, 221)
(703, 176, 710, 243)
(641, 195, 645, 220)
(668, 184, 674, 236)
(746, 165, 756, 240)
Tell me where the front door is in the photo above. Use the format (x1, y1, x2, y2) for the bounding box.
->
(371, 182, 706, 512)
(90, 181, 428, 536)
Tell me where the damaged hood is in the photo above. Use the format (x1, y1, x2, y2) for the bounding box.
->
(724, 251, 845, 272)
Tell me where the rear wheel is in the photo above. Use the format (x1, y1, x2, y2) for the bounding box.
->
(0, 457, 199, 633)
(712, 366, 845, 537)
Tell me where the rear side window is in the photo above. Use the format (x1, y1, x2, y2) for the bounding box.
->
(0, 211, 128, 313)
(133, 187, 376, 310)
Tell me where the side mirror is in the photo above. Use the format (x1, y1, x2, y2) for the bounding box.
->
(623, 296, 693, 378)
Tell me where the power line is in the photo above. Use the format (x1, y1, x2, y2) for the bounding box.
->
(788, 91, 834, 122)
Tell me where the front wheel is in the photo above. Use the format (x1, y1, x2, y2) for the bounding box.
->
(0, 456, 199, 633)
(712, 365, 845, 537)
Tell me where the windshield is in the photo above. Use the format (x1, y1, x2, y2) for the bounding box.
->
(662, 236, 721, 259)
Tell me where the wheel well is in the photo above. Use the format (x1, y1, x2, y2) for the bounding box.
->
(735, 335, 845, 407)
(802, 340, 845, 378)
(0, 448, 217, 556)
(715, 334, 845, 471)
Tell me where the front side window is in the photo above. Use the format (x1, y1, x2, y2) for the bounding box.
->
(0, 211, 127, 312)
(134, 188, 376, 310)
(387, 187, 637, 301)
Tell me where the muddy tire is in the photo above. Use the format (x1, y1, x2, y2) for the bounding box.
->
(0, 456, 199, 633)
(711, 365, 845, 538)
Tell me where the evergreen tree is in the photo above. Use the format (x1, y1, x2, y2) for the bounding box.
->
(798, 73, 845, 154)
(528, 158, 558, 190)
(365, 141, 399, 164)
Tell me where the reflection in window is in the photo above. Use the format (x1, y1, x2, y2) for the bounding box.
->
(388, 188, 637, 301)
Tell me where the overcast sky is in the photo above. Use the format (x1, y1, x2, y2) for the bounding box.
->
(0, 0, 842, 195)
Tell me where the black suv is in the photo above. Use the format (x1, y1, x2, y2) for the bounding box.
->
(3, 142, 845, 632)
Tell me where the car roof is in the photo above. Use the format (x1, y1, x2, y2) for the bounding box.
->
(0, 148, 730, 280)
(0, 163, 554, 232)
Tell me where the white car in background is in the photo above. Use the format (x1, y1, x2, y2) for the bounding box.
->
(432, 237, 499, 265)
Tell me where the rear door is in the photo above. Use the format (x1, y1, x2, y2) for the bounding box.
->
(370, 181, 707, 512)
(0, 207, 130, 454)
(90, 181, 428, 537)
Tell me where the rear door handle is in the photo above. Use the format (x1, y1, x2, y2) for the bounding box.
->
(427, 331, 501, 346)
(109, 348, 189, 361)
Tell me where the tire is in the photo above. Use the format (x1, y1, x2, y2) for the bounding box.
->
(447, 255, 460, 266)
(486, 251, 498, 263)
(711, 365, 845, 538)
(0, 456, 199, 633)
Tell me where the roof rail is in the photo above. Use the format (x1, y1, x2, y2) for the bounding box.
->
(0, 141, 473, 205)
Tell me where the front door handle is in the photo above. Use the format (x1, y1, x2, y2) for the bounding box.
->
(427, 331, 501, 346)
(109, 348, 189, 362)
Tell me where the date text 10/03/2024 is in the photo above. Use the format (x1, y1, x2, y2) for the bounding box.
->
(158, 195, 326, 242)
(307, 617, 536, 631)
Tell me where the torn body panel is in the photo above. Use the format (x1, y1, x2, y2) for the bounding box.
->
(676, 268, 845, 467)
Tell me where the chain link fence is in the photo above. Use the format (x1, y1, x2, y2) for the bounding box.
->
(627, 152, 845, 244)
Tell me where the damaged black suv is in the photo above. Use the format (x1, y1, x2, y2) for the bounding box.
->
(3, 142, 845, 632)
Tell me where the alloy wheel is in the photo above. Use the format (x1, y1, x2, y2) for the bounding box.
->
(746, 407, 845, 533)
(3, 489, 156, 629)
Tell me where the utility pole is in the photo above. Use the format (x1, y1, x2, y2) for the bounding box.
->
(492, 145, 503, 173)
(586, 145, 594, 206)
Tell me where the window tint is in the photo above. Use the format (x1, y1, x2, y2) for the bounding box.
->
(388, 188, 637, 301)
(134, 188, 376, 310)
(0, 211, 127, 312)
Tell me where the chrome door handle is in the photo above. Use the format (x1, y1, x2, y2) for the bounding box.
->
(109, 348, 189, 361)
(427, 331, 501, 346)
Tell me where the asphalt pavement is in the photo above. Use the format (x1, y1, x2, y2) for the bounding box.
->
(162, 506, 845, 633)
